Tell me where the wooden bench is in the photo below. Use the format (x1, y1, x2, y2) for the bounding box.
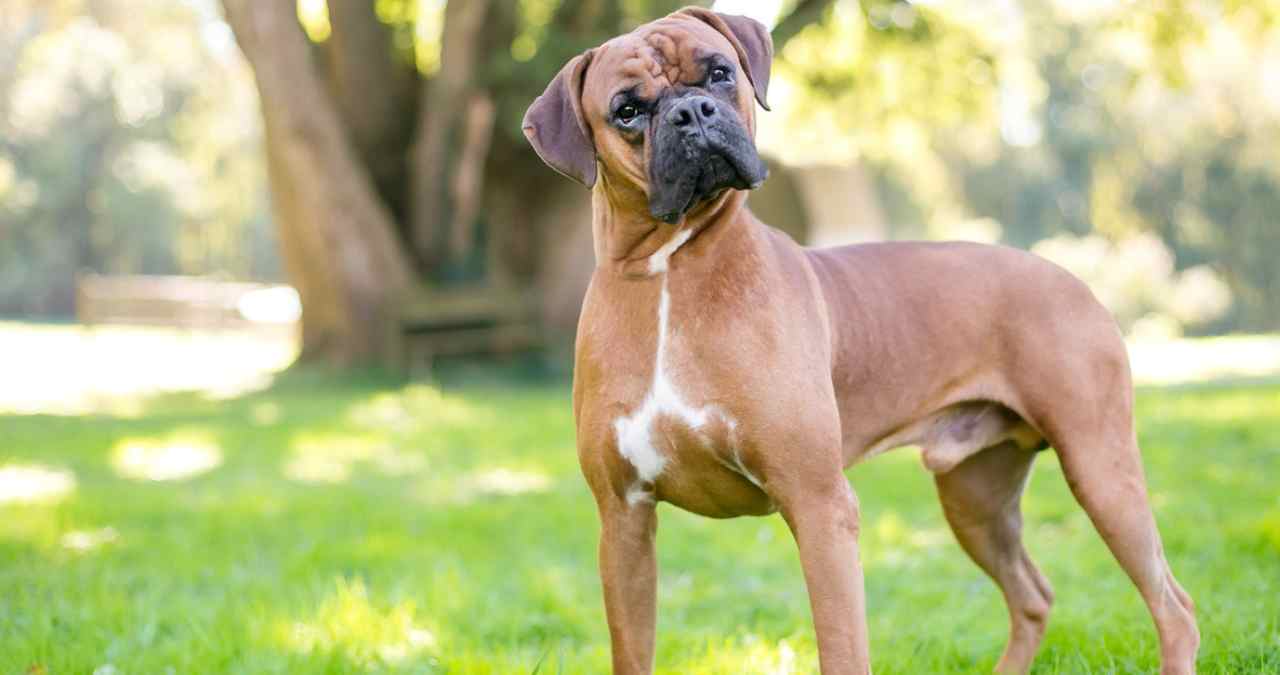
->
(390, 286, 543, 374)
(76, 274, 287, 329)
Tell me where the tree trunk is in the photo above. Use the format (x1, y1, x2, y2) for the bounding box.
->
(261, 106, 343, 359)
(219, 0, 837, 370)
(223, 0, 413, 366)
(323, 0, 418, 225)
(409, 0, 493, 270)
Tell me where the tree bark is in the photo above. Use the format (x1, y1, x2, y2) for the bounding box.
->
(261, 106, 343, 359)
(448, 93, 496, 259)
(219, 0, 841, 369)
(223, 0, 413, 366)
(409, 0, 493, 270)
(324, 0, 418, 224)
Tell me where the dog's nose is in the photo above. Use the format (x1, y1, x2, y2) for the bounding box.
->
(666, 96, 718, 128)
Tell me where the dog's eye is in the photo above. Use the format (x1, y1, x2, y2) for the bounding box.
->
(709, 66, 731, 84)
(616, 104, 640, 123)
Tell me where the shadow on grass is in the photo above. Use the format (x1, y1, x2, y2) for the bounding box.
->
(2, 355, 1278, 673)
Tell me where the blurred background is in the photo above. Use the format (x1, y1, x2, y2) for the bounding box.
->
(1, 1, 1279, 673)
(2, 0, 1278, 377)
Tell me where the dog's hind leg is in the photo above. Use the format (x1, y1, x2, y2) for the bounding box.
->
(1003, 282, 1199, 673)
(1050, 426, 1199, 675)
(935, 440, 1053, 674)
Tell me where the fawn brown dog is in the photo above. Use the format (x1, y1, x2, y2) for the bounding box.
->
(523, 8, 1199, 674)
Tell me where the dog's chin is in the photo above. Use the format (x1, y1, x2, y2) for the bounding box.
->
(649, 151, 768, 225)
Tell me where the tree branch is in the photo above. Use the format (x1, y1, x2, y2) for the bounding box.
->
(771, 0, 836, 51)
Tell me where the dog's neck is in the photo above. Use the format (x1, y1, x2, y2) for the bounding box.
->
(591, 170, 750, 278)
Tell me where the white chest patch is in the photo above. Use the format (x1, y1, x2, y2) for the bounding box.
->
(646, 227, 694, 275)
(613, 277, 719, 503)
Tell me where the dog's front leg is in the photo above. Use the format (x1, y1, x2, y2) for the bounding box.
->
(597, 495, 659, 674)
(779, 476, 872, 675)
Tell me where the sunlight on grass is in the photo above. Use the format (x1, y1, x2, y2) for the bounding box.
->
(0, 322, 1277, 673)
(867, 510, 950, 569)
(283, 432, 427, 484)
(1141, 386, 1280, 426)
(417, 467, 553, 505)
(111, 431, 222, 481)
(0, 322, 295, 415)
(273, 578, 438, 667)
(870, 512, 952, 566)
(466, 468, 552, 496)
(347, 384, 495, 431)
(667, 635, 813, 675)
(1255, 511, 1280, 554)
(250, 400, 283, 426)
(0, 463, 76, 504)
(2, 323, 1275, 419)
(1128, 334, 1280, 385)
(60, 526, 120, 553)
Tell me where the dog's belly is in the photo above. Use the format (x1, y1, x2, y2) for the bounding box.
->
(859, 400, 1046, 473)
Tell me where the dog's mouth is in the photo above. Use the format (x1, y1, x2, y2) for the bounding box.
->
(648, 113, 769, 224)
(649, 152, 764, 224)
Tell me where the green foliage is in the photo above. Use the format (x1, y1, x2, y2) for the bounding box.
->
(1040, 2, 1278, 331)
(800, 0, 1280, 333)
(326, 0, 708, 146)
(763, 0, 1000, 164)
(1135, 138, 1280, 333)
(4, 0, 1279, 334)
(0, 0, 275, 317)
(1, 354, 1278, 672)
(494, 0, 709, 144)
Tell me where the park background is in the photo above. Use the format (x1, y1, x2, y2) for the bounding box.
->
(0, 0, 1277, 673)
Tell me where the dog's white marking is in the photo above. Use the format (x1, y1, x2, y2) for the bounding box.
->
(728, 448, 763, 488)
(625, 483, 655, 506)
(614, 276, 719, 499)
(647, 227, 694, 275)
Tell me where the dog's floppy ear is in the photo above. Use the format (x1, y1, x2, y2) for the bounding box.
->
(523, 50, 597, 188)
(680, 8, 773, 111)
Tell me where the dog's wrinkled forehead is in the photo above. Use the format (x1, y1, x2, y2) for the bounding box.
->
(523, 9, 771, 188)
(583, 18, 739, 112)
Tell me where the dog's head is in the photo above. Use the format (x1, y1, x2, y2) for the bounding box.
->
(523, 8, 772, 224)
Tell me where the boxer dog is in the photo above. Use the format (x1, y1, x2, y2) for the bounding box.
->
(522, 8, 1199, 674)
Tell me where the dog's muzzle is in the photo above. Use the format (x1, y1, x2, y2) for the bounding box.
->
(648, 94, 769, 224)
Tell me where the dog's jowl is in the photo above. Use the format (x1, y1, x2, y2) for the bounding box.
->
(523, 7, 1200, 675)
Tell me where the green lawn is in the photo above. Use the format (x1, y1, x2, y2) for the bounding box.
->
(2, 365, 1278, 673)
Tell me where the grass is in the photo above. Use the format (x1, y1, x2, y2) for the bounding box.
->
(1, 344, 1278, 672)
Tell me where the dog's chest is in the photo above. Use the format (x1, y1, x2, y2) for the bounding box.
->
(594, 277, 772, 516)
